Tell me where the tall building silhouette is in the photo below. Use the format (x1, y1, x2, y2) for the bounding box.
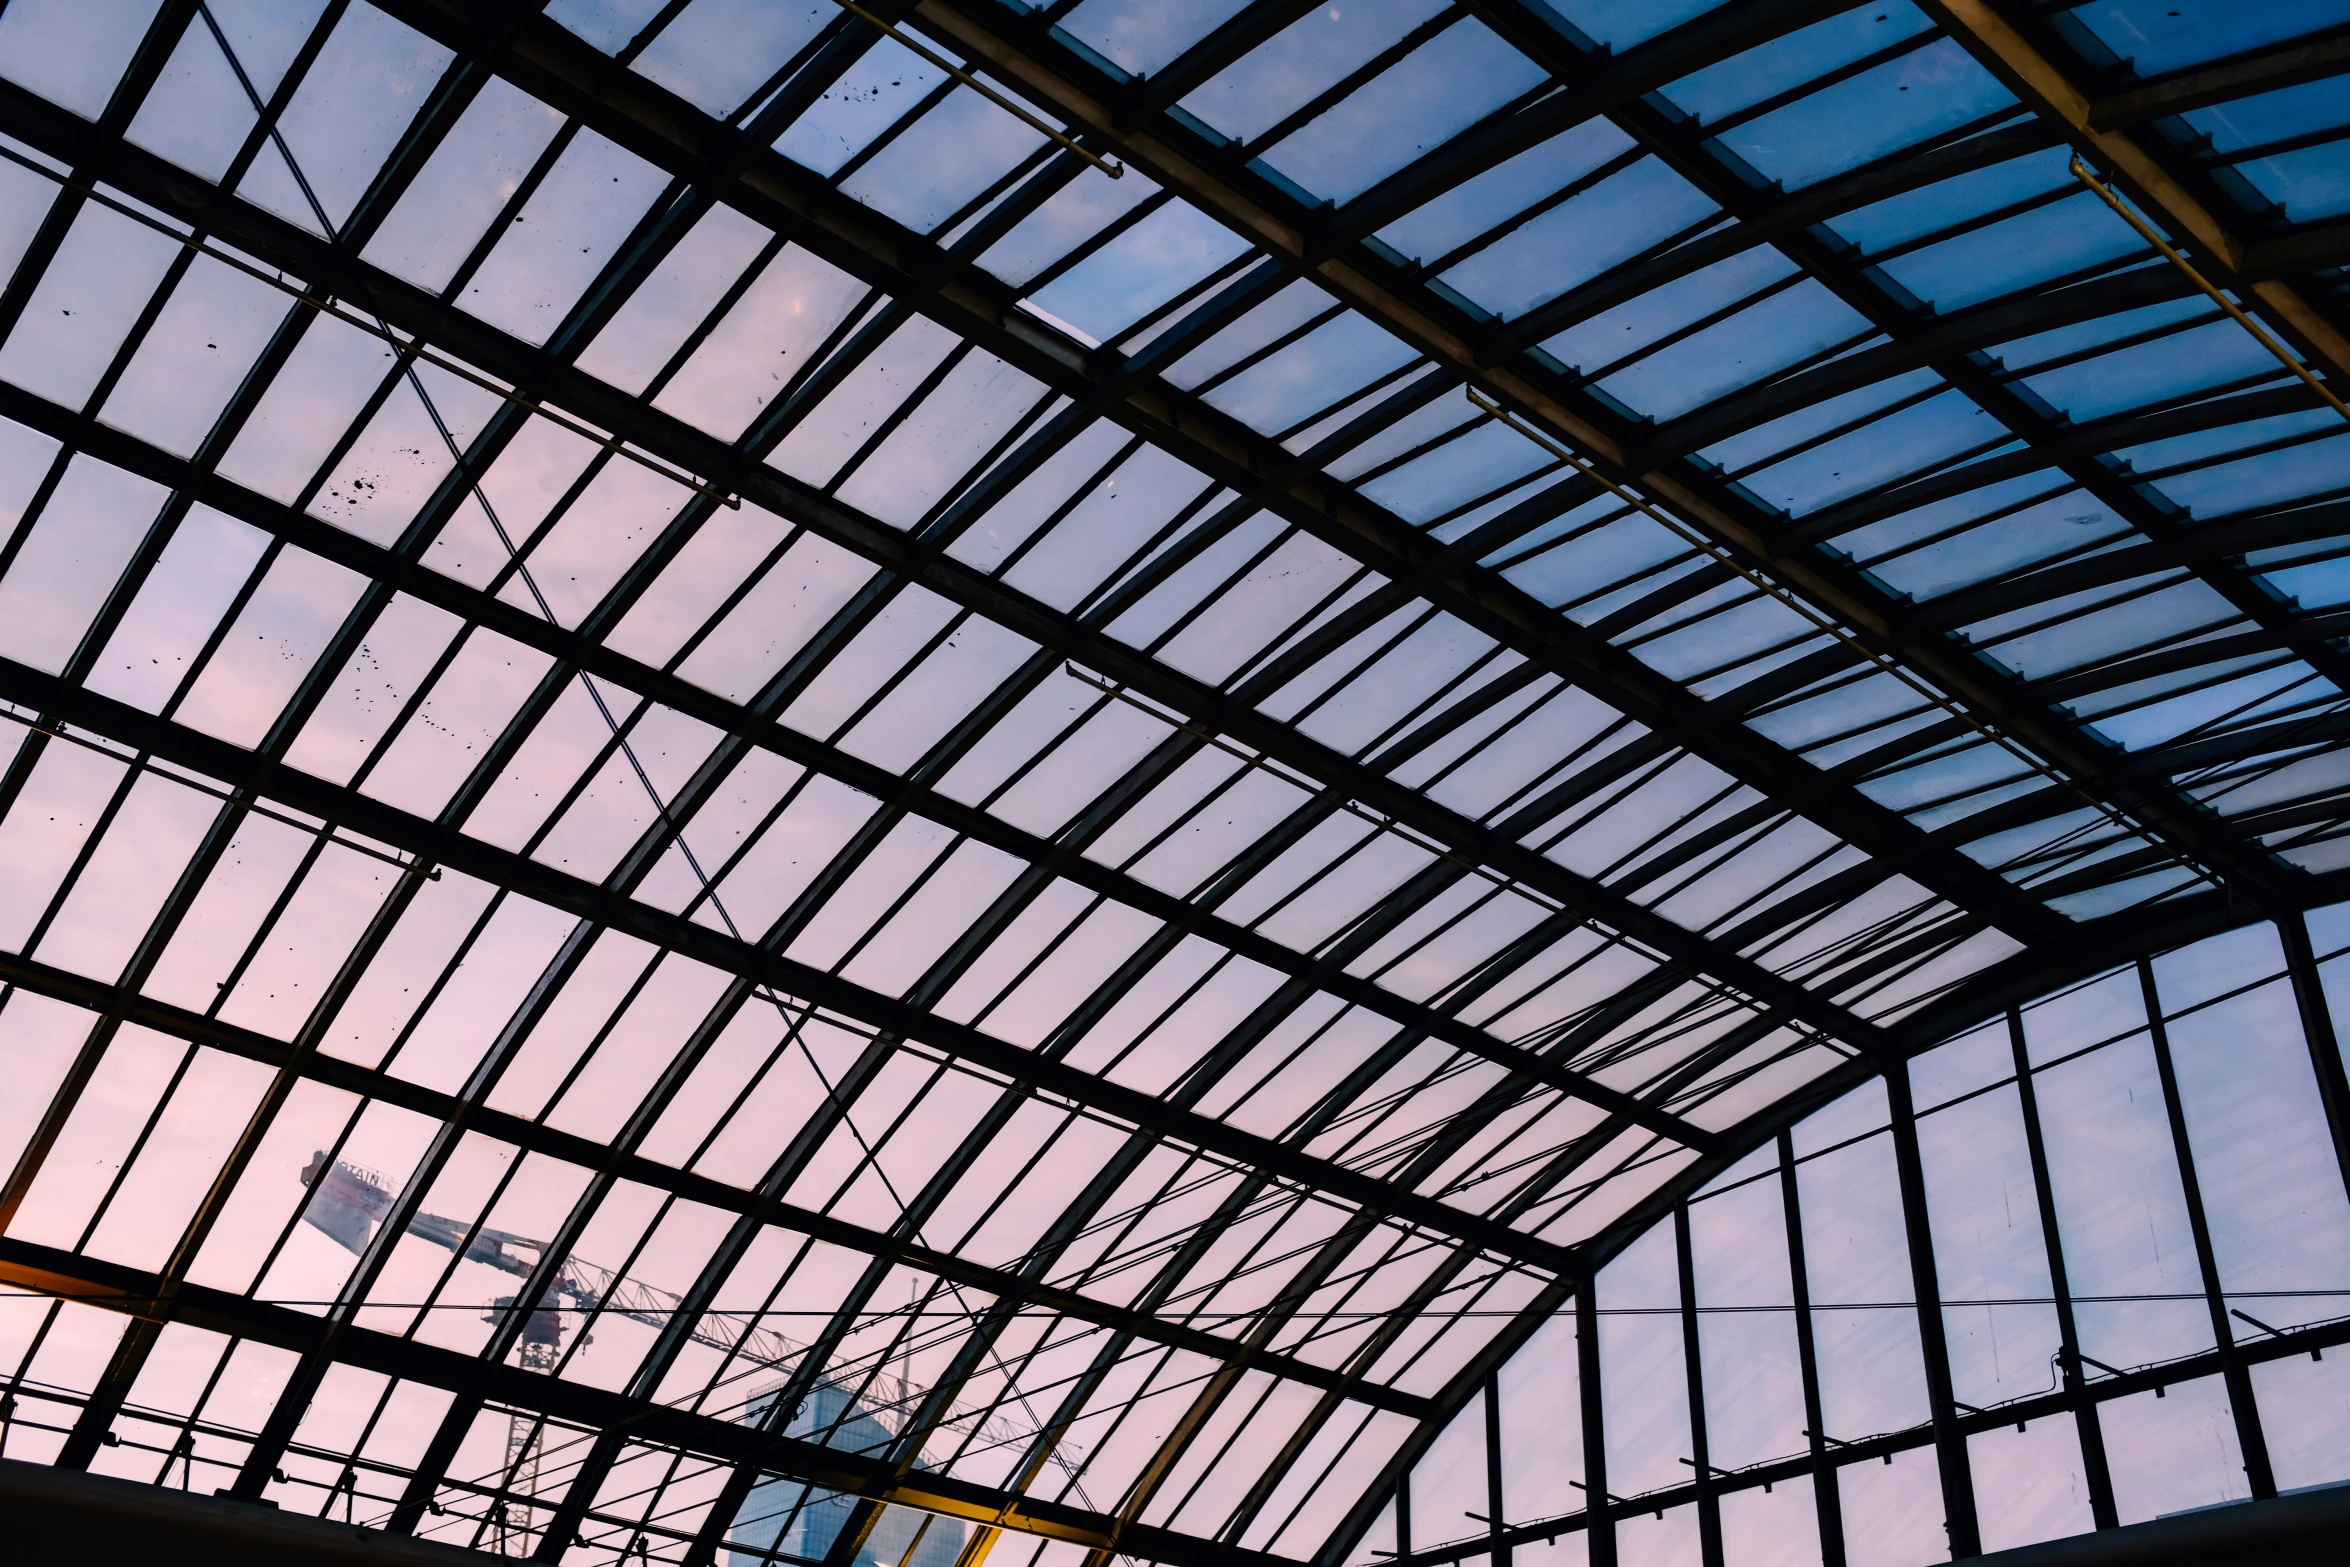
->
(729, 1386, 964, 1567)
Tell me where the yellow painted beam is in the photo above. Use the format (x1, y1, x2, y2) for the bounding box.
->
(1921, 0, 2350, 386)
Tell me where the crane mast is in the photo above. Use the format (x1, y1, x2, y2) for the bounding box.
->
(299, 1153, 813, 1381)
(301, 1152, 838, 1553)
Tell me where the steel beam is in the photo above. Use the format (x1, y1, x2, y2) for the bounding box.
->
(2282, 909, 2350, 1212)
(1921, 0, 2350, 383)
(1486, 118, 2062, 357)
(2243, 219, 2350, 280)
(1790, 384, 2330, 541)
(1629, 265, 2199, 467)
(1895, 484, 2348, 637)
(0, 653, 1579, 1278)
(1777, 1132, 1844, 1567)
(1, 1461, 510, 1567)
(2007, 1012, 2119, 1533)
(0, 941, 1425, 1418)
(2112, 707, 2350, 786)
(1322, 0, 1861, 245)
(1882, 1068, 1977, 1556)
(2086, 26, 2350, 129)
(0, 1237, 1296, 1567)
(0, 71, 1908, 1075)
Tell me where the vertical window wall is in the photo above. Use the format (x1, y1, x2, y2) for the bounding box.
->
(1377, 908, 2350, 1567)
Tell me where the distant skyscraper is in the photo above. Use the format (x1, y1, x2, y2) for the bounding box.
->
(729, 1385, 965, 1567)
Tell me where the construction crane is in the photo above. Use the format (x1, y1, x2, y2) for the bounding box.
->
(300, 1153, 851, 1553)
(299, 1152, 812, 1379)
(295, 1155, 1070, 1562)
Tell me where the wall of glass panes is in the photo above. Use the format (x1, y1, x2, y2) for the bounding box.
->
(1368, 909, 2350, 1567)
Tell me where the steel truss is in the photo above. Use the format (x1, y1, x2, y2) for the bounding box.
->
(914, 0, 2346, 915)
(0, 1230, 1290, 1567)
(0, 5, 2346, 1567)
(1362, 919, 2350, 1567)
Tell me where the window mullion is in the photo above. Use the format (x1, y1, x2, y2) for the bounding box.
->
(2137, 957, 2279, 1500)
(2007, 1009, 2119, 1531)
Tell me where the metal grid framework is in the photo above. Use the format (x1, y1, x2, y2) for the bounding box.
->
(0, 0, 2341, 1564)
(1386, 909, 2350, 1567)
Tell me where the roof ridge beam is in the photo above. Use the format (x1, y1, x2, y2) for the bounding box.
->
(1909, 494, 2350, 633)
(1919, 0, 2350, 384)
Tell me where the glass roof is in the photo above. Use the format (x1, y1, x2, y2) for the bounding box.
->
(0, 0, 2343, 1563)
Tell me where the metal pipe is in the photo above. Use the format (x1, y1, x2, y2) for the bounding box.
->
(2068, 154, 2350, 426)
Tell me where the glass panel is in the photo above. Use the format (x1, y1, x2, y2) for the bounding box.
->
(2096, 1377, 2248, 1525)
(2163, 979, 2350, 1335)
(1914, 1084, 2061, 1409)
(1498, 1307, 1582, 1527)
(1965, 1418, 2093, 1553)
(1613, 1503, 1701, 1567)
(2032, 1035, 2212, 1368)
(1833, 1446, 1942, 1567)
(1689, 1170, 1806, 1470)
(2250, 1351, 2350, 1492)
(1717, 1480, 1819, 1567)
(1596, 1224, 1689, 1501)
(1796, 1129, 1928, 1442)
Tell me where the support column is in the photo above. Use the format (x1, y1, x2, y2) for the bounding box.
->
(1576, 1288, 1614, 1567)
(1884, 1068, 1980, 1556)
(1778, 1131, 1844, 1567)
(2279, 910, 2350, 1208)
(1485, 1373, 1509, 1567)
(2138, 959, 2277, 1500)
(2008, 1010, 2118, 1530)
(1674, 1207, 1722, 1567)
